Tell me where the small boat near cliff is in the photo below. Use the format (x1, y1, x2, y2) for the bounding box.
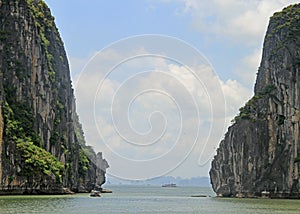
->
(261, 190, 270, 198)
(90, 190, 101, 197)
(101, 189, 113, 193)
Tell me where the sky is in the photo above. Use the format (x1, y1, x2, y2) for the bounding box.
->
(44, 0, 299, 180)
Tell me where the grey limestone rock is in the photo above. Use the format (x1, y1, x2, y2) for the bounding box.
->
(210, 4, 300, 198)
(0, 0, 108, 194)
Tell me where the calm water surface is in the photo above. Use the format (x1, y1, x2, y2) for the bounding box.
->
(0, 185, 300, 213)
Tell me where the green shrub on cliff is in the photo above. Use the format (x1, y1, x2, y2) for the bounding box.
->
(78, 149, 89, 177)
(294, 157, 300, 163)
(3, 101, 64, 183)
(3, 101, 41, 146)
(27, 0, 56, 75)
(233, 84, 276, 123)
(17, 139, 64, 183)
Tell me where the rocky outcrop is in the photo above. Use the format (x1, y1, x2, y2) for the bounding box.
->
(210, 4, 300, 198)
(0, 0, 108, 194)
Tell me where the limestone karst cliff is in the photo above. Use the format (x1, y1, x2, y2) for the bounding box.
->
(210, 4, 300, 198)
(0, 0, 108, 194)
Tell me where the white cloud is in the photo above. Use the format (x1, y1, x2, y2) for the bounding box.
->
(221, 79, 252, 117)
(156, 0, 296, 93)
(72, 47, 253, 179)
(168, 0, 299, 44)
(69, 56, 87, 76)
(234, 49, 262, 87)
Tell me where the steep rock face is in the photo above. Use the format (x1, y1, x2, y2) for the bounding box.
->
(0, 0, 108, 194)
(210, 4, 300, 198)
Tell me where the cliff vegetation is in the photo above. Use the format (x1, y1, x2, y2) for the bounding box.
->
(210, 4, 300, 198)
(0, 0, 108, 194)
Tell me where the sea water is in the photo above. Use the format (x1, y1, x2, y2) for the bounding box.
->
(0, 185, 300, 213)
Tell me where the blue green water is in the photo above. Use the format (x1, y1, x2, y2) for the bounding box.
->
(0, 185, 300, 213)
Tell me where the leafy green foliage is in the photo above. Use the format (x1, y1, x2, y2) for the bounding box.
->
(233, 85, 276, 123)
(78, 149, 89, 177)
(8, 176, 14, 184)
(3, 101, 41, 146)
(278, 115, 285, 126)
(272, 4, 300, 25)
(3, 102, 21, 140)
(269, 4, 300, 57)
(50, 131, 59, 145)
(271, 4, 300, 35)
(0, 30, 11, 42)
(258, 85, 276, 96)
(3, 101, 64, 183)
(74, 114, 95, 177)
(17, 139, 64, 183)
(294, 156, 300, 163)
(27, 0, 56, 80)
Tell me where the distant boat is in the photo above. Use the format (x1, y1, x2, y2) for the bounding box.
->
(191, 194, 209, 197)
(162, 183, 177, 187)
(90, 190, 101, 197)
(101, 189, 113, 193)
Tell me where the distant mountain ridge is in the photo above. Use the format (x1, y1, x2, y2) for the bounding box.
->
(106, 176, 210, 187)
